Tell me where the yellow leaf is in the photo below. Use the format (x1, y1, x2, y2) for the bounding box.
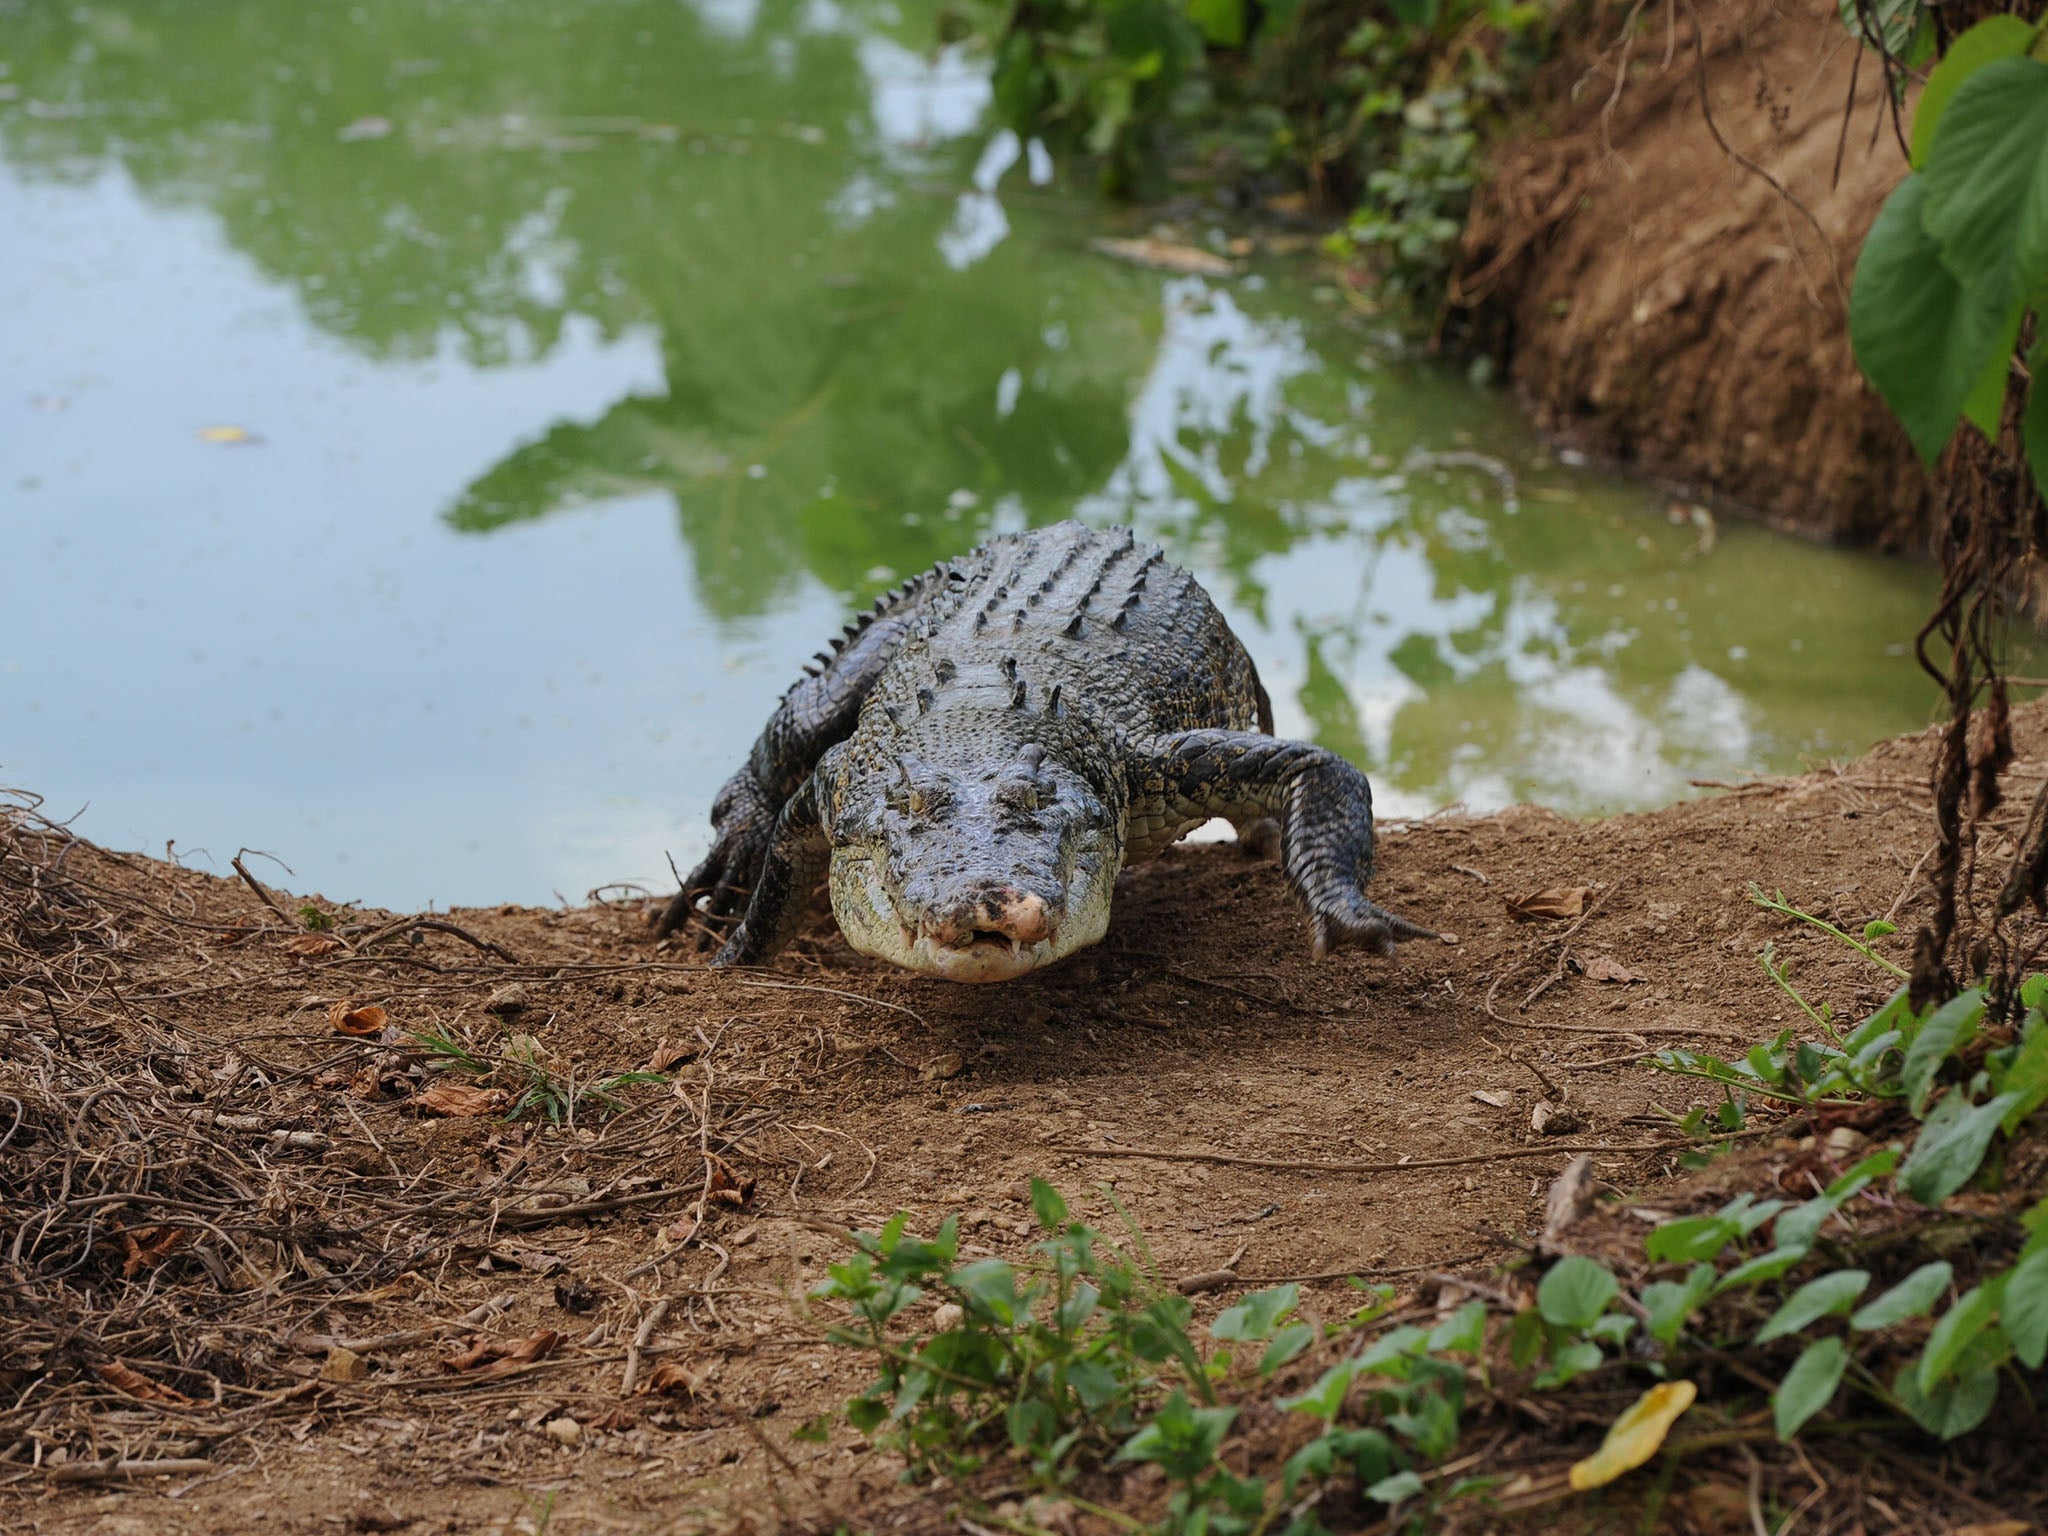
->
(1569, 1380, 1696, 1491)
(196, 424, 256, 444)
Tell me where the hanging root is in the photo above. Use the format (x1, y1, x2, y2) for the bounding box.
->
(1907, 345, 2048, 1015)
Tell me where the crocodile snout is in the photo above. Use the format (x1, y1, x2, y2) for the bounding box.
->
(924, 886, 1057, 950)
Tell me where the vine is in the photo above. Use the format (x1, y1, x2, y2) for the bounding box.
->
(1844, 8, 2048, 1009)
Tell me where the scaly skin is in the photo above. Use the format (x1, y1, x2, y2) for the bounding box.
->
(662, 522, 1433, 980)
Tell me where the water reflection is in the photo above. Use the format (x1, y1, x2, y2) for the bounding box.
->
(0, 0, 1963, 906)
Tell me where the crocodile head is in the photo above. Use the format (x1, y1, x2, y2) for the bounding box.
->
(822, 738, 1120, 982)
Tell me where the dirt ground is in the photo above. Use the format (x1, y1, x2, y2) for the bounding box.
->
(5, 711, 2046, 1534)
(1458, 0, 1937, 551)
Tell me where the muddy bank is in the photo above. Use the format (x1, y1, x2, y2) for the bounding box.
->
(7, 707, 2045, 1532)
(1457, 0, 1934, 549)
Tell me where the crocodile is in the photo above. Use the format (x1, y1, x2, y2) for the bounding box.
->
(657, 521, 1434, 981)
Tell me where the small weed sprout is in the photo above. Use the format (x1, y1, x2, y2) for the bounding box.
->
(407, 1025, 665, 1125)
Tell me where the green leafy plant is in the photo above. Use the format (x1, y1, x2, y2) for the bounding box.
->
(1317, 10, 1551, 305)
(947, 0, 1212, 192)
(946, 0, 1555, 305)
(1505, 1254, 1630, 1388)
(813, 1180, 1490, 1531)
(1848, 13, 2048, 497)
(817, 889, 2047, 1533)
(1510, 1163, 2045, 1445)
(814, 1180, 1201, 1482)
(1633, 895, 2048, 1440)
(1484, 890, 2045, 1448)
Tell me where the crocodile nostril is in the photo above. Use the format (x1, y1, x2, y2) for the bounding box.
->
(975, 889, 1054, 945)
(922, 925, 1012, 953)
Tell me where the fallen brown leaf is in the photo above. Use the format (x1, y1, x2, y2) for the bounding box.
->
(645, 1038, 697, 1072)
(320, 1346, 368, 1383)
(1575, 955, 1641, 984)
(327, 1000, 389, 1036)
(1086, 237, 1236, 278)
(585, 1406, 637, 1432)
(440, 1328, 562, 1380)
(702, 1153, 755, 1209)
(416, 1081, 513, 1118)
(117, 1224, 187, 1278)
(96, 1361, 198, 1406)
(1505, 886, 1591, 923)
(643, 1360, 701, 1398)
(281, 933, 344, 958)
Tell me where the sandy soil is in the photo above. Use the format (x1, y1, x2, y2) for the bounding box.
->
(5, 715, 2045, 1534)
(1458, 0, 1936, 550)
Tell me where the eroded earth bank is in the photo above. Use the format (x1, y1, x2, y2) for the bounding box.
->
(1459, 0, 1935, 548)
(6, 710, 2046, 1534)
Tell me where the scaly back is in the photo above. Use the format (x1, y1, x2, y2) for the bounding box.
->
(856, 524, 1270, 760)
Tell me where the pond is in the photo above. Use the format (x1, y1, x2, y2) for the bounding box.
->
(0, 0, 1957, 911)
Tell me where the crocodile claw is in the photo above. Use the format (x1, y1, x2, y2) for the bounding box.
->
(1310, 900, 1438, 961)
(657, 772, 773, 941)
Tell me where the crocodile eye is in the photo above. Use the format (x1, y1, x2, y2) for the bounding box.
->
(996, 773, 1049, 814)
(887, 772, 949, 821)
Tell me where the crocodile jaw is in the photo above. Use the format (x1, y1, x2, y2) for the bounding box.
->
(828, 846, 1114, 983)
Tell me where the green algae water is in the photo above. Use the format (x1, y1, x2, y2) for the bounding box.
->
(0, 0, 1969, 908)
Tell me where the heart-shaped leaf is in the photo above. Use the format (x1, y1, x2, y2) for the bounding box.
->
(1773, 1337, 1847, 1439)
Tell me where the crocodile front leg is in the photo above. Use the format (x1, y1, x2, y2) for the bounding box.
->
(712, 777, 831, 968)
(658, 568, 944, 940)
(1130, 730, 1435, 959)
